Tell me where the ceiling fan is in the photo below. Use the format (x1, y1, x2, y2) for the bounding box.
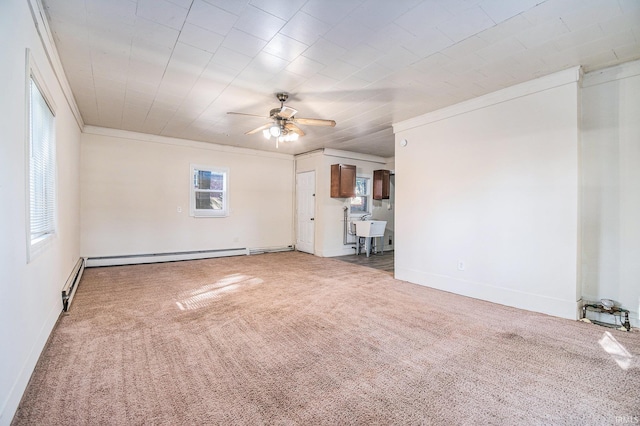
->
(227, 93, 336, 148)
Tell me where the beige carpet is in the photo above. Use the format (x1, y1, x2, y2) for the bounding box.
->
(12, 252, 640, 425)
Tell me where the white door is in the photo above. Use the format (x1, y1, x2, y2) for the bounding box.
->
(296, 171, 315, 254)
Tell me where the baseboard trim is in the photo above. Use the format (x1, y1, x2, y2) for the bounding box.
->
(85, 248, 249, 267)
(395, 267, 580, 320)
(0, 300, 60, 426)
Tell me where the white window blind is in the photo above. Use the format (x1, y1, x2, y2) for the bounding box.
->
(190, 164, 229, 217)
(350, 176, 370, 215)
(29, 76, 56, 246)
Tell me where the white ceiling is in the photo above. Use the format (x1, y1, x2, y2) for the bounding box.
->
(42, 0, 640, 157)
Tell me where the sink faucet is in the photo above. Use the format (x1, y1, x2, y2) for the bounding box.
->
(360, 214, 370, 220)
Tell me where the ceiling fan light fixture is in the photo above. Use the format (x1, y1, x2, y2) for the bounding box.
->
(262, 129, 270, 139)
(269, 125, 281, 137)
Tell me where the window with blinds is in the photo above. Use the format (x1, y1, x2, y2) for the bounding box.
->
(190, 164, 228, 217)
(28, 76, 56, 257)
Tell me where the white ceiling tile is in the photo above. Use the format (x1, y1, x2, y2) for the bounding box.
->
(263, 34, 308, 61)
(136, 0, 189, 30)
(221, 28, 268, 57)
(85, 0, 137, 22)
(318, 60, 359, 81)
(437, 6, 495, 43)
(164, 43, 212, 81)
(286, 55, 326, 78)
(373, 48, 420, 72)
(187, 78, 227, 105)
(552, 24, 605, 52)
(232, 5, 286, 41)
(479, 0, 542, 24)
(267, 70, 308, 93)
(301, 0, 364, 26)
(201, 0, 248, 16)
(130, 37, 173, 66)
(352, 0, 422, 30)
(134, 18, 180, 49)
(333, 75, 371, 92)
(515, 18, 571, 49)
(519, 1, 564, 25)
(612, 41, 640, 63)
(598, 12, 640, 36)
(339, 44, 382, 68)
(210, 46, 252, 71)
(440, 53, 488, 76)
(43, 0, 86, 21)
(186, 0, 238, 36)
(395, 1, 453, 37)
(167, 0, 193, 8)
(352, 62, 393, 83)
(475, 37, 527, 62)
(476, 14, 533, 44)
(295, 73, 339, 93)
(249, 0, 306, 21)
(238, 52, 289, 85)
(247, 51, 290, 74)
(280, 11, 331, 46)
(178, 23, 224, 53)
(410, 52, 452, 74)
(201, 62, 240, 85)
(44, 0, 640, 157)
(322, 16, 371, 50)
(558, 1, 623, 32)
(366, 23, 418, 52)
(402, 29, 454, 57)
(301, 38, 347, 66)
(442, 36, 490, 59)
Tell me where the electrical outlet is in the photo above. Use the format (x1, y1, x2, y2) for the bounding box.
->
(457, 260, 465, 271)
(177, 206, 182, 213)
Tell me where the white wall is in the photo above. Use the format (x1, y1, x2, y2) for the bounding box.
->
(295, 150, 391, 257)
(581, 60, 640, 327)
(0, 1, 81, 423)
(393, 68, 581, 320)
(81, 128, 294, 257)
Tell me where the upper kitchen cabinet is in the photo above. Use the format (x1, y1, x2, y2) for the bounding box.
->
(330, 164, 356, 198)
(373, 169, 390, 200)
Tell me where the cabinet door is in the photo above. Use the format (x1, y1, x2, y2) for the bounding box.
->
(373, 169, 390, 200)
(331, 164, 356, 198)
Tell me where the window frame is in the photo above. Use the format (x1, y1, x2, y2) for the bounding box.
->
(189, 164, 229, 218)
(26, 51, 57, 262)
(350, 175, 371, 216)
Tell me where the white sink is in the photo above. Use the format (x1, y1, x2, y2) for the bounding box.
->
(354, 220, 387, 237)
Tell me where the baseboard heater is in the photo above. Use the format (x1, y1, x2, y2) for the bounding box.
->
(85, 248, 249, 267)
(62, 257, 86, 312)
(248, 245, 295, 255)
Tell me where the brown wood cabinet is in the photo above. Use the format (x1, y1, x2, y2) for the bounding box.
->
(373, 169, 390, 200)
(330, 164, 356, 198)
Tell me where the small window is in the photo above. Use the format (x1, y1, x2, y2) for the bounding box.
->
(350, 176, 370, 215)
(28, 74, 56, 260)
(190, 164, 228, 217)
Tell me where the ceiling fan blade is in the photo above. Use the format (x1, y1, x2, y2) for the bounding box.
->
(274, 105, 298, 119)
(227, 111, 268, 119)
(292, 117, 336, 127)
(284, 122, 305, 136)
(245, 123, 272, 135)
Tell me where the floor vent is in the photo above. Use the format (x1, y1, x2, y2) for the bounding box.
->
(62, 257, 86, 312)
